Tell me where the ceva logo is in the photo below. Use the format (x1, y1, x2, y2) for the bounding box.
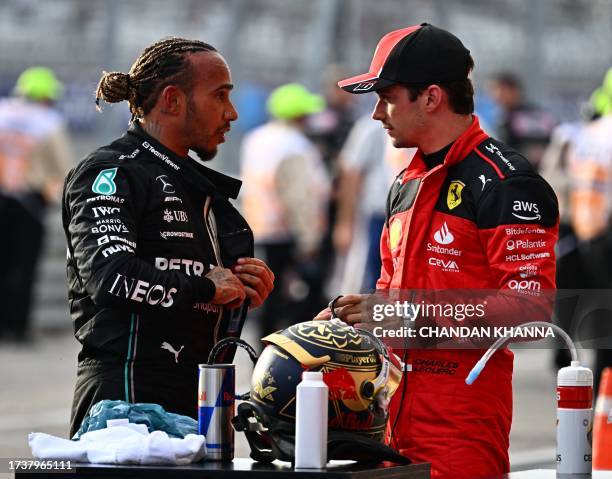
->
(434, 222, 454, 245)
(428, 257, 459, 272)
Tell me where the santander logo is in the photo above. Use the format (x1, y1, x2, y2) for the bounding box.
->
(434, 222, 454, 245)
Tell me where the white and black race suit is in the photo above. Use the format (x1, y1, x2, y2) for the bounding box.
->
(62, 122, 253, 436)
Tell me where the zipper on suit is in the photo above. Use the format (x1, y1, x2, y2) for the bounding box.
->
(203, 196, 224, 343)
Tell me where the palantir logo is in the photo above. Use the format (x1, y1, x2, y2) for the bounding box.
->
(434, 222, 454, 245)
(92, 168, 118, 195)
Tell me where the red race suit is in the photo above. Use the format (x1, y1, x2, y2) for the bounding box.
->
(380, 117, 559, 478)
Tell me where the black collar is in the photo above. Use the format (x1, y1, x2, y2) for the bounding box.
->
(422, 142, 454, 170)
(126, 121, 242, 199)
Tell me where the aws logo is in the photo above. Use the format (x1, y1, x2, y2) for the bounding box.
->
(512, 200, 541, 221)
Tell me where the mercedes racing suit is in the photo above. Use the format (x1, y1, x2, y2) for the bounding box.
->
(380, 117, 559, 478)
(63, 123, 253, 436)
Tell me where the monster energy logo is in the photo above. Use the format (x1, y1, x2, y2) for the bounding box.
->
(92, 168, 118, 195)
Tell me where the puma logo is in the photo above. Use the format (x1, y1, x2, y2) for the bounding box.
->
(479, 174, 492, 191)
(161, 342, 184, 363)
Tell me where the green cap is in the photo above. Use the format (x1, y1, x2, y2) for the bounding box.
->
(15, 66, 64, 101)
(267, 83, 325, 120)
(590, 67, 612, 117)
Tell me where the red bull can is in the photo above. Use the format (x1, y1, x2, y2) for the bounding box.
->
(198, 364, 235, 461)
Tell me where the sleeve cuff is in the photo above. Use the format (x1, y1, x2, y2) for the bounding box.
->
(194, 277, 216, 303)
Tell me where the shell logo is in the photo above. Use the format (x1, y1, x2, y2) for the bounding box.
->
(389, 217, 403, 251)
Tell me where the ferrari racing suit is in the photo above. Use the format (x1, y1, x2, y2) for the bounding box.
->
(380, 117, 559, 478)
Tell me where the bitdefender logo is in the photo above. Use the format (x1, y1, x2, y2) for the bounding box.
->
(434, 222, 454, 245)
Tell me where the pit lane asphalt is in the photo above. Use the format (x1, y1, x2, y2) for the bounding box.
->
(0, 324, 565, 475)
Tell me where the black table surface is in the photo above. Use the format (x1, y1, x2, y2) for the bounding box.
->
(14, 458, 430, 479)
(502, 469, 612, 478)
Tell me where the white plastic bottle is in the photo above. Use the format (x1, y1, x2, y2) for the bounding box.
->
(557, 360, 593, 476)
(295, 371, 328, 469)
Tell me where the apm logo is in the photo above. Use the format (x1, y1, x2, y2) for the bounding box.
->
(92, 168, 118, 195)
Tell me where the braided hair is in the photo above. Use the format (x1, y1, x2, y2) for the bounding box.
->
(95, 37, 216, 119)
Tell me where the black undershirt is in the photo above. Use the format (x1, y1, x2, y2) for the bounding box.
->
(422, 142, 454, 170)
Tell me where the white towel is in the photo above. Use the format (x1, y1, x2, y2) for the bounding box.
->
(29, 425, 206, 465)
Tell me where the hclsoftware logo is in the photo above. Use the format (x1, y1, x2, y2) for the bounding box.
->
(434, 222, 454, 245)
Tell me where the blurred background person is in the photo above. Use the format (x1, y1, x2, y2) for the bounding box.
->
(488, 71, 557, 170)
(240, 83, 331, 335)
(306, 65, 361, 300)
(539, 73, 612, 370)
(0, 66, 73, 343)
(332, 114, 413, 293)
(307, 65, 360, 171)
(564, 67, 612, 393)
(540, 109, 589, 371)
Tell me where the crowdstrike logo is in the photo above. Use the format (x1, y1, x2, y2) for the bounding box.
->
(434, 222, 454, 245)
(484, 143, 516, 171)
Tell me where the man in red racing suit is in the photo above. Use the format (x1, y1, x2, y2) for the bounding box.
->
(318, 23, 559, 478)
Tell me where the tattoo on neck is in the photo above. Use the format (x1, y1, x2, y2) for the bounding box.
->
(142, 119, 164, 140)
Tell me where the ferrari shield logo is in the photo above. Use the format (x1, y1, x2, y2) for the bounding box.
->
(447, 181, 465, 210)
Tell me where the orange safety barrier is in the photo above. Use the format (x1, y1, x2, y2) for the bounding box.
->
(594, 367, 612, 470)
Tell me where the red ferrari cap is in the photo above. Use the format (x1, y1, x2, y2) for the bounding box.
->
(338, 23, 471, 94)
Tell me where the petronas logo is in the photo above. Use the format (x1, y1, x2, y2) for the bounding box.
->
(92, 168, 118, 195)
